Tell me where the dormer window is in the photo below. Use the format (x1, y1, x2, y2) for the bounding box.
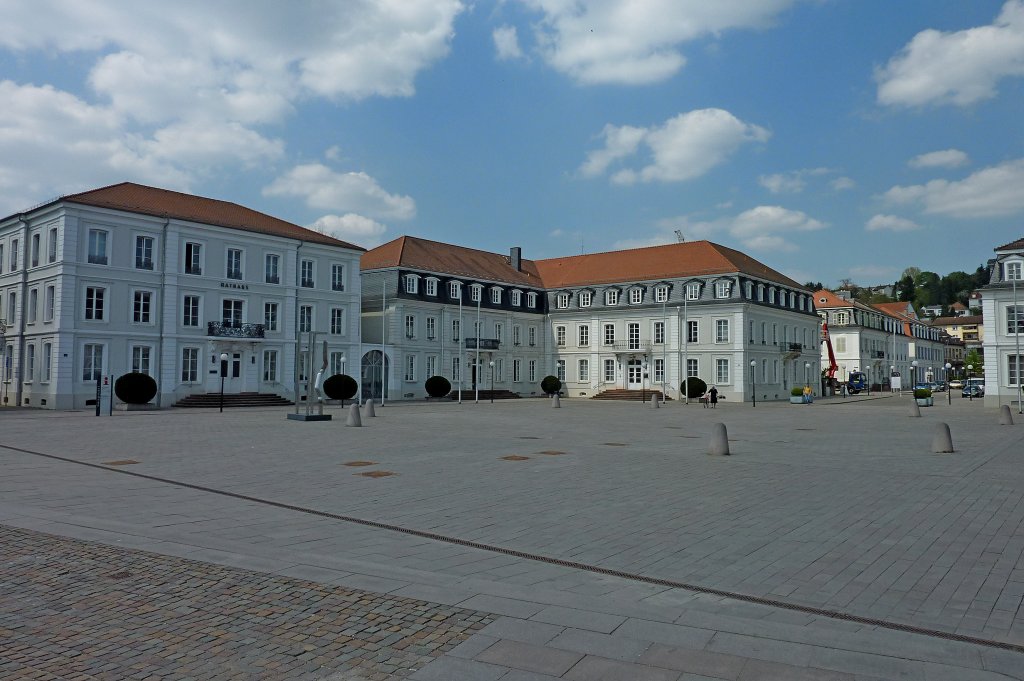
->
(745, 282, 753, 299)
(629, 288, 643, 304)
(579, 291, 592, 308)
(449, 281, 462, 299)
(605, 289, 619, 306)
(655, 285, 668, 303)
(470, 284, 482, 302)
(769, 288, 777, 305)
(556, 292, 570, 309)
(491, 287, 502, 304)
(526, 292, 537, 308)
(404, 274, 418, 294)
(1007, 260, 1023, 281)
(425, 277, 438, 296)
(715, 281, 731, 299)
(511, 290, 522, 306)
(835, 311, 849, 325)
(686, 282, 700, 301)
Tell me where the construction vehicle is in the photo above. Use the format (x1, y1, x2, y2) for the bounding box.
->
(821, 321, 870, 394)
(846, 371, 868, 394)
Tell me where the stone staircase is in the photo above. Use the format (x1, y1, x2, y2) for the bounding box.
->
(591, 388, 670, 402)
(173, 392, 293, 408)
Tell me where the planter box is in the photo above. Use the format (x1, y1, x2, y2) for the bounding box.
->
(915, 397, 933, 407)
(790, 396, 805, 404)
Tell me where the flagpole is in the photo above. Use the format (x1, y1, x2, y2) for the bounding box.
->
(475, 288, 481, 404)
(381, 275, 386, 405)
(459, 290, 464, 404)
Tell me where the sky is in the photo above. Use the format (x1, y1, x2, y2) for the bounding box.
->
(1, 0, 1023, 287)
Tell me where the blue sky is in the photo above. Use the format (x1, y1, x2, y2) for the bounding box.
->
(2, 1, 1023, 286)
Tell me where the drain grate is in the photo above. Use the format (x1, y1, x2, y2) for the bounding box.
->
(356, 471, 395, 478)
(343, 461, 377, 467)
(500, 455, 530, 461)
(107, 570, 131, 579)
(537, 450, 566, 456)
(102, 460, 140, 466)
(603, 442, 628, 447)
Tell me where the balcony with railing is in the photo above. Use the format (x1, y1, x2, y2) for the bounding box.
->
(464, 338, 500, 350)
(607, 341, 652, 352)
(207, 321, 265, 338)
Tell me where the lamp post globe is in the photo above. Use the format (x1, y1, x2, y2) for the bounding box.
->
(967, 364, 974, 401)
(219, 352, 229, 413)
(750, 359, 757, 408)
(488, 360, 495, 403)
(944, 362, 952, 405)
(911, 360, 919, 389)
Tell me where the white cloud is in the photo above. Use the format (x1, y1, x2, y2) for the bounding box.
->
(907, 149, 970, 169)
(876, 0, 1024, 107)
(310, 213, 388, 248)
(263, 163, 416, 221)
(622, 205, 825, 253)
(865, 214, 921, 232)
(493, 25, 524, 60)
(520, 0, 797, 85)
(582, 109, 769, 185)
(830, 176, 855, 191)
(759, 167, 839, 193)
(882, 158, 1024, 218)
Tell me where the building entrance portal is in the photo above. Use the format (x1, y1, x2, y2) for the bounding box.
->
(627, 359, 643, 388)
(361, 350, 389, 401)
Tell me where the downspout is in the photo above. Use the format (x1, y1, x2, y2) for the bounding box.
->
(293, 241, 304, 406)
(14, 215, 29, 407)
(156, 216, 170, 407)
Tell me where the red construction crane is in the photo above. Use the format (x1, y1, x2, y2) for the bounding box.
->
(821, 320, 839, 381)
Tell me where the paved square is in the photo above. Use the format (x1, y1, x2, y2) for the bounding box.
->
(2, 394, 1023, 678)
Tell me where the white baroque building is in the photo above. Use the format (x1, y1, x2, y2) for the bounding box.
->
(361, 237, 821, 402)
(982, 237, 1024, 409)
(0, 183, 363, 409)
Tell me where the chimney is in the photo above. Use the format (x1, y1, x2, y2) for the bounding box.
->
(510, 246, 522, 271)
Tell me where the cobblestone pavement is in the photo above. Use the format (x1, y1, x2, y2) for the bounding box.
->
(0, 525, 491, 680)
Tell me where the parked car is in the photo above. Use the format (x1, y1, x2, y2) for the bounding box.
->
(914, 382, 932, 392)
(932, 382, 947, 392)
(962, 379, 985, 397)
(948, 379, 963, 390)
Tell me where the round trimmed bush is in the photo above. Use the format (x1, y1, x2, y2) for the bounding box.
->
(682, 377, 707, 399)
(913, 388, 932, 399)
(541, 375, 562, 395)
(323, 374, 358, 401)
(791, 386, 804, 397)
(114, 372, 158, 405)
(424, 375, 452, 398)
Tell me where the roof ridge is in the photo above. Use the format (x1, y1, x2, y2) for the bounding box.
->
(534, 239, 711, 264)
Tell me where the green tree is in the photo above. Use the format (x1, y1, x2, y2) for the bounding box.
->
(896, 275, 915, 302)
(964, 349, 984, 375)
(914, 271, 941, 307)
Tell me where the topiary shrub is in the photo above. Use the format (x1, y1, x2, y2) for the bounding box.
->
(323, 374, 358, 402)
(791, 386, 804, 397)
(682, 377, 707, 399)
(913, 388, 932, 399)
(114, 372, 158, 405)
(541, 375, 562, 395)
(424, 375, 451, 398)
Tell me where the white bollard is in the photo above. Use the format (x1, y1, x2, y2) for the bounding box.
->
(552, 394, 561, 408)
(650, 393, 660, 408)
(346, 403, 362, 427)
(363, 398, 376, 418)
(708, 422, 730, 456)
(999, 404, 1014, 426)
(932, 422, 954, 453)
(908, 400, 921, 417)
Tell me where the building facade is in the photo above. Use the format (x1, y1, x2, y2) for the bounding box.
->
(361, 237, 820, 402)
(0, 183, 363, 409)
(813, 290, 904, 388)
(982, 237, 1024, 409)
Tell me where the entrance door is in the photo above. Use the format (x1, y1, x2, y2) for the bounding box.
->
(627, 359, 643, 388)
(224, 352, 243, 392)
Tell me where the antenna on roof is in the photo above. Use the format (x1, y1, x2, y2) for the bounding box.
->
(674, 229, 685, 243)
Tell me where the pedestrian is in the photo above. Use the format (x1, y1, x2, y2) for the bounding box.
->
(701, 391, 709, 408)
(709, 385, 718, 409)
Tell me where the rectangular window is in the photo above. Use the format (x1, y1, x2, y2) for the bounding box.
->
(836, 337, 847, 353)
(470, 285, 481, 302)
(715, 281, 731, 298)
(405, 314, 416, 338)
(630, 288, 643, 304)
(181, 348, 199, 383)
(300, 260, 314, 288)
(44, 286, 55, 322)
(556, 359, 566, 381)
(529, 326, 536, 346)
(715, 319, 729, 343)
(451, 319, 460, 341)
(42, 342, 52, 382)
(83, 343, 103, 381)
(184, 242, 202, 275)
(686, 283, 700, 300)
(404, 275, 418, 294)
(655, 358, 664, 384)
(449, 281, 461, 299)
(604, 359, 615, 382)
(8, 292, 16, 325)
(263, 350, 278, 382)
(687, 358, 698, 378)
(556, 292, 570, 308)
(604, 324, 615, 345)
(495, 358, 504, 382)
(135, 236, 154, 270)
(331, 264, 345, 291)
(425, 278, 436, 296)
(716, 358, 730, 384)
(529, 359, 537, 382)
(223, 299, 243, 327)
(556, 325, 566, 347)
(405, 354, 416, 381)
(299, 305, 312, 333)
(31, 233, 40, 267)
(85, 287, 105, 320)
(87, 230, 107, 265)
(226, 248, 243, 279)
(425, 354, 436, 378)
(10, 239, 18, 270)
(133, 291, 152, 323)
(132, 346, 151, 375)
(265, 254, 280, 284)
(48, 227, 58, 263)
(578, 325, 589, 347)
(28, 288, 37, 323)
(491, 288, 501, 304)
(26, 344, 35, 381)
(426, 316, 436, 340)
(0, 244, 4, 273)
(331, 308, 345, 335)
(513, 359, 522, 382)
(654, 321, 665, 344)
(578, 291, 592, 308)
(526, 292, 537, 308)
(183, 295, 200, 327)
(655, 286, 668, 303)
(606, 289, 619, 305)
(578, 359, 589, 382)
(264, 302, 278, 331)
(495, 322, 503, 342)
(1007, 261, 1023, 281)
(513, 325, 521, 345)
(330, 351, 345, 376)
(628, 322, 640, 350)
(1008, 305, 1024, 335)
(452, 357, 461, 382)
(511, 290, 521, 306)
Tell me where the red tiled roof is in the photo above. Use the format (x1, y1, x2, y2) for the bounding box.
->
(362, 236, 804, 290)
(995, 237, 1024, 251)
(55, 182, 364, 250)
(811, 289, 875, 312)
(931, 315, 982, 326)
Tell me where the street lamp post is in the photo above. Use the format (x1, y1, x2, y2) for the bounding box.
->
(890, 365, 895, 393)
(945, 362, 952, 405)
(804, 362, 810, 391)
(911, 360, 918, 393)
(750, 359, 757, 407)
(1013, 273, 1022, 413)
(488, 360, 494, 404)
(219, 352, 228, 413)
(967, 364, 974, 401)
(641, 360, 648, 404)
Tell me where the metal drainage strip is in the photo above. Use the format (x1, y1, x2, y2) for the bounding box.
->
(4, 442, 1022, 655)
